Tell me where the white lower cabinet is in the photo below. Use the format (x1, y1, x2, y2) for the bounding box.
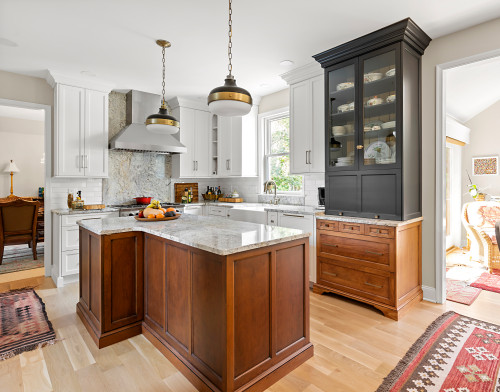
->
(183, 205, 204, 216)
(277, 212, 316, 283)
(267, 211, 278, 226)
(208, 205, 228, 217)
(52, 211, 118, 287)
(227, 209, 267, 225)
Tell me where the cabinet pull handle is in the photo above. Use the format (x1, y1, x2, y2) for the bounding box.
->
(270, 220, 275, 223)
(305, 151, 308, 164)
(282, 213, 305, 218)
(196, 161, 198, 171)
(329, 244, 338, 248)
(323, 271, 337, 277)
(356, 145, 364, 150)
(84, 155, 89, 168)
(364, 282, 382, 289)
(193, 161, 196, 171)
(365, 250, 384, 256)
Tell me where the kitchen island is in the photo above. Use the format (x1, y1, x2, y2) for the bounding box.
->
(77, 215, 313, 392)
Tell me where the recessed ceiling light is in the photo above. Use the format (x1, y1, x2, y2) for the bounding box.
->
(80, 70, 96, 77)
(260, 83, 270, 88)
(279, 60, 294, 67)
(0, 37, 18, 47)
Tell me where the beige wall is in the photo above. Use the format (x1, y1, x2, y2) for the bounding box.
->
(0, 70, 53, 106)
(0, 117, 45, 197)
(421, 17, 500, 288)
(463, 100, 500, 196)
(258, 88, 289, 113)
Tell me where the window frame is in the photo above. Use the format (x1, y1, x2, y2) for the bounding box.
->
(260, 108, 303, 195)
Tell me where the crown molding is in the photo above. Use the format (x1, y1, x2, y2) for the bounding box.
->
(280, 62, 323, 85)
(45, 70, 114, 93)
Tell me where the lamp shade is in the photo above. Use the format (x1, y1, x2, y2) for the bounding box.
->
(4, 160, 19, 173)
(207, 75, 252, 117)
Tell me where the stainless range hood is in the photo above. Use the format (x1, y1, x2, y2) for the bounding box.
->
(109, 90, 186, 154)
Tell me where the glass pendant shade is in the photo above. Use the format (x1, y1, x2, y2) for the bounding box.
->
(208, 75, 252, 117)
(146, 105, 179, 135)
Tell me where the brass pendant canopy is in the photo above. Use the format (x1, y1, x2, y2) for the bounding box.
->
(146, 40, 180, 134)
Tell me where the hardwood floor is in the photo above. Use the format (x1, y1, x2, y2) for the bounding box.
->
(1, 276, 500, 392)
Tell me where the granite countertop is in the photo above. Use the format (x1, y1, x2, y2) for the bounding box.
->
(52, 207, 120, 215)
(315, 212, 423, 227)
(200, 202, 323, 215)
(78, 215, 310, 256)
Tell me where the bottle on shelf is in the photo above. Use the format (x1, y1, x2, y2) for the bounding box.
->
(188, 187, 193, 203)
(182, 187, 189, 203)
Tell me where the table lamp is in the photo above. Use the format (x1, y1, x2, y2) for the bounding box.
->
(3, 160, 20, 198)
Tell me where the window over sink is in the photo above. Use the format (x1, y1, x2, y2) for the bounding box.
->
(263, 110, 303, 192)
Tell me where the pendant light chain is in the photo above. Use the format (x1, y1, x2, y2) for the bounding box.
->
(227, 0, 233, 76)
(161, 45, 166, 107)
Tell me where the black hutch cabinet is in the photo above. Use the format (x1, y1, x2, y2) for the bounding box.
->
(313, 19, 431, 220)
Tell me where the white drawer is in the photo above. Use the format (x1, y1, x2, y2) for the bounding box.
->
(267, 211, 278, 226)
(61, 226, 80, 251)
(61, 212, 118, 227)
(61, 250, 79, 276)
(184, 205, 203, 215)
(208, 206, 227, 217)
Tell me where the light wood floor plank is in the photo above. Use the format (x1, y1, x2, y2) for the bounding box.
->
(19, 349, 52, 392)
(0, 356, 23, 392)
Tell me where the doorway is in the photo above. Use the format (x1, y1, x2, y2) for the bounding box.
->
(0, 99, 52, 281)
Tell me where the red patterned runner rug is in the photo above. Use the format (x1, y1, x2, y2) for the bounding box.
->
(0, 288, 56, 360)
(377, 312, 500, 391)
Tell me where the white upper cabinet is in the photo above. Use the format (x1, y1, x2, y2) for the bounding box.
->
(218, 105, 258, 177)
(47, 71, 113, 178)
(282, 63, 325, 174)
(170, 98, 211, 178)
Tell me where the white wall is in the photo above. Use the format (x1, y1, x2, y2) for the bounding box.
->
(258, 89, 289, 114)
(0, 116, 45, 197)
(463, 99, 500, 197)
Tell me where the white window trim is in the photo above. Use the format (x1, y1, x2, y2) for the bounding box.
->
(258, 107, 303, 195)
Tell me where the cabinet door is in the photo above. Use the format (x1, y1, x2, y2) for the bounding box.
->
(84, 89, 108, 177)
(290, 81, 311, 174)
(56, 84, 84, 176)
(309, 75, 325, 173)
(194, 110, 211, 177)
(218, 116, 232, 177)
(178, 107, 196, 177)
(61, 250, 80, 276)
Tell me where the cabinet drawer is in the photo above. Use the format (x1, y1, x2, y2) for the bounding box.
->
(364, 225, 395, 239)
(61, 227, 80, 251)
(318, 220, 338, 231)
(318, 260, 391, 303)
(208, 206, 227, 217)
(61, 250, 79, 276)
(61, 212, 116, 227)
(317, 232, 391, 267)
(338, 222, 363, 235)
(267, 211, 278, 226)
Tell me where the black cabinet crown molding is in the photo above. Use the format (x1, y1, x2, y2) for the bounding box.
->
(313, 18, 431, 68)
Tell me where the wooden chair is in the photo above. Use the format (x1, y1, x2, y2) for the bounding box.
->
(0, 199, 40, 264)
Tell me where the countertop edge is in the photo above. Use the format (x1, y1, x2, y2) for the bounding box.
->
(315, 212, 423, 227)
(52, 208, 120, 215)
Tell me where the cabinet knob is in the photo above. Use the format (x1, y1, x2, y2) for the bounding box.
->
(356, 145, 364, 150)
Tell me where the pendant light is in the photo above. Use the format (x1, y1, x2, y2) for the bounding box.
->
(146, 40, 180, 134)
(207, 0, 252, 117)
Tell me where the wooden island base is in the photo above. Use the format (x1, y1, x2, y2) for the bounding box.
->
(77, 228, 313, 392)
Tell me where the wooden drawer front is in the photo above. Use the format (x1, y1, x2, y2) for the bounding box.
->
(319, 261, 391, 302)
(365, 225, 395, 239)
(62, 227, 80, 251)
(338, 222, 363, 235)
(61, 250, 80, 276)
(318, 233, 391, 267)
(318, 220, 338, 231)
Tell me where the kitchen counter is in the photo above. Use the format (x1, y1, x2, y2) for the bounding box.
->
(52, 207, 119, 215)
(189, 201, 323, 215)
(315, 211, 423, 226)
(78, 214, 309, 256)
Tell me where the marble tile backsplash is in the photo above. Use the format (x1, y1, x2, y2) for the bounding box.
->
(50, 177, 103, 209)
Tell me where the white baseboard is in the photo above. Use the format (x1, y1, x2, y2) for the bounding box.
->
(422, 285, 437, 303)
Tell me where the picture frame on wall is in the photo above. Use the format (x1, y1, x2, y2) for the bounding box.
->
(472, 156, 498, 176)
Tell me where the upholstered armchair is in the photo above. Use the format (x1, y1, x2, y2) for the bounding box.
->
(0, 199, 40, 264)
(462, 201, 500, 274)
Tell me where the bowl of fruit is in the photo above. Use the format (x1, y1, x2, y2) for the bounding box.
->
(135, 200, 181, 221)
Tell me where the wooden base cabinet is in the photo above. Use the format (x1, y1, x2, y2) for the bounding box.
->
(77, 228, 313, 392)
(313, 218, 422, 320)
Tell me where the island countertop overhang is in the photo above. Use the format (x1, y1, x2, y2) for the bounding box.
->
(77, 214, 310, 256)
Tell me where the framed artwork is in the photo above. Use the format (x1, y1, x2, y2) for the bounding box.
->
(472, 156, 498, 176)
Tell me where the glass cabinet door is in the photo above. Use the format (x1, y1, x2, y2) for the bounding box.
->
(328, 62, 356, 170)
(361, 50, 397, 167)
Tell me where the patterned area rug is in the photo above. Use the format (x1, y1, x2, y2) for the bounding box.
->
(377, 312, 500, 391)
(0, 244, 44, 275)
(446, 279, 482, 305)
(0, 288, 55, 360)
(471, 272, 500, 294)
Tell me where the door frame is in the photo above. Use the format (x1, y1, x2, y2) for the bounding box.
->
(435, 48, 500, 303)
(0, 98, 52, 277)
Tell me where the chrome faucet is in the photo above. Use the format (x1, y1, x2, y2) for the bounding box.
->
(263, 180, 280, 205)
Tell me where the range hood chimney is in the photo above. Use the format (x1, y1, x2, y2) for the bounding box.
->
(109, 90, 186, 154)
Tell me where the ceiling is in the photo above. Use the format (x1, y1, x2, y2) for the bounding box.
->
(1, 1, 500, 102)
(0, 105, 45, 121)
(446, 56, 500, 123)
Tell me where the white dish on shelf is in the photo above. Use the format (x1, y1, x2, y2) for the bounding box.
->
(386, 68, 396, 77)
(332, 125, 345, 135)
(364, 73, 383, 83)
(382, 120, 396, 129)
(337, 82, 354, 91)
(338, 102, 354, 113)
(386, 94, 396, 103)
(345, 123, 354, 132)
(367, 96, 383, 106)
(364, 141, 391, 159)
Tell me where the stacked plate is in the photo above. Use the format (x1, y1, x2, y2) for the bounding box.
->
(336, 157, 354, 166)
